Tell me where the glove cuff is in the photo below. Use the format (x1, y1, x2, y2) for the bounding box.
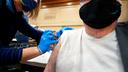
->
(37, 46, 43, 54)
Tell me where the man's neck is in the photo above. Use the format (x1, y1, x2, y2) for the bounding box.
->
(84, 22, 117, 38)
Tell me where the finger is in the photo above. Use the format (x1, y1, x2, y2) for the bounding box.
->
(47, 35, 55, 40)
(41, 32, 54, 39)
(47, 47, 52, 52)
(49, 40, 58, 44)
(46, 32, 54, 36)
(43, 31, 53, 36)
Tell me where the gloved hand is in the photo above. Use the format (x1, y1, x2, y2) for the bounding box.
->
(38, 30, 58, 54)
(56, 27, 74, 38)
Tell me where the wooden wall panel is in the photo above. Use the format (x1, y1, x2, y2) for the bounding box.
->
(41, 0, 79, 8)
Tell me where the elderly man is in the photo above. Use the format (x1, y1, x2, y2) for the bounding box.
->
(44, 0, 128, 72)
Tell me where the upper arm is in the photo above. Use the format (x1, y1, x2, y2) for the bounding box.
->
(44, 30, 70, 72)
(17, 15, 43, 43)
(44, 40, 61, 72)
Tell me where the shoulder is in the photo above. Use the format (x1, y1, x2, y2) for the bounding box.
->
(62, 28, 83, 36)
(60, 28, 83, 39)
(60, 28, 83, 44)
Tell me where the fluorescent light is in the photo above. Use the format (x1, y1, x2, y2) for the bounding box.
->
(42, 5, 47, 8)
(67, 2, 73, 5)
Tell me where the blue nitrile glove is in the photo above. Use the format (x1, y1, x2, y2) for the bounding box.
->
(38, 30, 58, 54)
(56, 27, 74, 38)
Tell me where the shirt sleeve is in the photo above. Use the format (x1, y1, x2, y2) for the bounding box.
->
(16, 13, 43, 44)
(0, 48, 23, 65)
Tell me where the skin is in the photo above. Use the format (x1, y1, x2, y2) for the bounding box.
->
(13, 0, 42, 63)
(44, 0, 120, 72)
(44, 23, 117, 72)
(84, 21, 117, 38)
(44, 42, 61, 72)
(21, 47, 41, 63)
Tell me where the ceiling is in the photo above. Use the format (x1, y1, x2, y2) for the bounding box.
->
(41, 0, 79, 8)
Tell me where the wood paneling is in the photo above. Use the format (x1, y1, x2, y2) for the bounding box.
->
(41, 0, 79, 8)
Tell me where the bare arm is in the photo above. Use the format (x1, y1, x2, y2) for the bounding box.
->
(21, 47, 40, 63)
(44, 42, 61, 72)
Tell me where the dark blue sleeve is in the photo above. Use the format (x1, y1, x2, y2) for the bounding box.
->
(0, 48, 22, 65)
(16, 14, 43, 44)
